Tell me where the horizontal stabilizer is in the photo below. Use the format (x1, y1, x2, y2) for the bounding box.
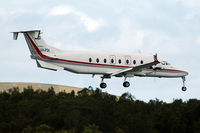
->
(12, 30, 41, 40)
(36, 60, 64, 71)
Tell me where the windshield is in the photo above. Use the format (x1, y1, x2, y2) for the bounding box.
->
(161, 61, 170, 65)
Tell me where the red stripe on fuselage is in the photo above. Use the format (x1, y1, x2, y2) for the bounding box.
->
(25, 33, 188, 74)
(26, 33, 131, 68)
(26, 33, 52, 60)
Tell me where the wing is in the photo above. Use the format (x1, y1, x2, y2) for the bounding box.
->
(112, 54, 159, 77)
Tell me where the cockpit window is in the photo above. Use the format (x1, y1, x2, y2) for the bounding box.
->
(161, 61, 170, 65)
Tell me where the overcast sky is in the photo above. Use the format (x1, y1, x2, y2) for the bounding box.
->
(0, 0, 199, 102)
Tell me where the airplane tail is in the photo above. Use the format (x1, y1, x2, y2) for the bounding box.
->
(12, 30, 61, 60)
(12, 30, 64, 71)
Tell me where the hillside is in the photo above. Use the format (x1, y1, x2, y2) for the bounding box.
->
(0, 82, 83, 94)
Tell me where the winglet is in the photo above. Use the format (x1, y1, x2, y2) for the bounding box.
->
(154, 54, 159, 62)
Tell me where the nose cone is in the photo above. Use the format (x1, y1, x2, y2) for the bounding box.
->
(171, 66, 189, 77)
(176, 68, 188, 77)
(182, 70, 189, 76)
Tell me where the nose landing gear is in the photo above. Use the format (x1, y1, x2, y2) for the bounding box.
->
(182, 86, 187, 91)
(181, 77, 187, 91)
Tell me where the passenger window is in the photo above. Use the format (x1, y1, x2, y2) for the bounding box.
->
(89, 58, 92, 62)
(118, 59, 121, 64)
(133, 60, 136, 64)
(111, 59, 114, 64)
(104, 58, 107, 63)
(141, 60, 143, 64)
(96, 58, 99, 63)
(126, 60, 129, 65)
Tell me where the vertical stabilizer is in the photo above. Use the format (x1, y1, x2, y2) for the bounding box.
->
(12, 30, 61, 60)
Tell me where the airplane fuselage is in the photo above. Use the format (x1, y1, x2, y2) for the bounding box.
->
(43, 51, 187, 78)
(13, 30, 188, 91)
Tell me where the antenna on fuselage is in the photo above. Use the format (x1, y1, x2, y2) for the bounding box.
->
(138, 50, 142, 54)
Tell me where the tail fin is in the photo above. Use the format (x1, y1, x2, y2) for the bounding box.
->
(12, 30, 60, 60)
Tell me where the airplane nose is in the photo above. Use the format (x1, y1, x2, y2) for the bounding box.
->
(173, 66, 188, 77)
(181, 70, 188, 76)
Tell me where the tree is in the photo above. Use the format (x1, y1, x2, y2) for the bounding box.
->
(55, 129, 75, 133)
(34, 124, 53, 133)
(82, 124, 102, 133)
(21, 126, 33, 133)
(0, 87, 199, 133)
(115, 127, 125, 133)
(194, 119, 200, 133)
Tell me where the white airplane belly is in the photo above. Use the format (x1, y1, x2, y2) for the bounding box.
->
(54, 62, 121, 74)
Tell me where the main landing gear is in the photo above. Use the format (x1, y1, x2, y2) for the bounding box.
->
(123, 77, 130, 87)
(123, 81, 130, 87)
(181, 77, 187, 91)
(100, 77, 107, 89)
(99, 77, 130, 89)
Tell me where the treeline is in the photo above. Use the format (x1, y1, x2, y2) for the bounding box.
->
(0, 87, 199, 133)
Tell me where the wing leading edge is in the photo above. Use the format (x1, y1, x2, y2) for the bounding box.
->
(112, 54, 160, 77)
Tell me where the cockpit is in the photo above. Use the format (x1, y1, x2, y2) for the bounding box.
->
(161, 61, 170, 65)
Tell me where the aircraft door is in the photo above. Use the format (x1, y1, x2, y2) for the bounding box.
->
(125, 56, 131, 65)
(109, 55, 116, 64)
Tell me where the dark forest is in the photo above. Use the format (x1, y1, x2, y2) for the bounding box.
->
(0, 87, 199, 133)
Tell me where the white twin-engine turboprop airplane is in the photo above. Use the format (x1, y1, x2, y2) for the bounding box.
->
(13, 30, 188, 91)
